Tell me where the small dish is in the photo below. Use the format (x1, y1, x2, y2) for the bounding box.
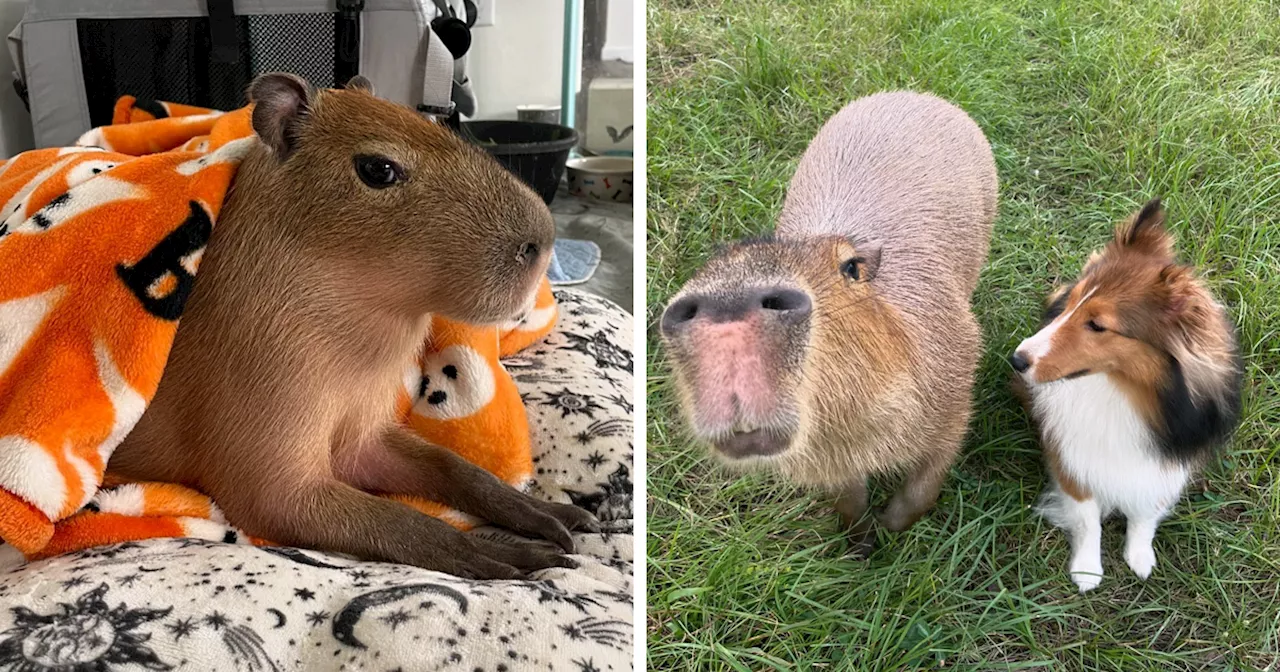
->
(565, 156, 634, 203)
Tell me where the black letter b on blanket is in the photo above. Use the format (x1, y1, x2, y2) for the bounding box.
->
(116, 201, 213, 321)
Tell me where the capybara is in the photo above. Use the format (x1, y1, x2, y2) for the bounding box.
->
(108, 73, 597, 578)
(660, 91, 997, 552)
(1011, 200, 1241, 591)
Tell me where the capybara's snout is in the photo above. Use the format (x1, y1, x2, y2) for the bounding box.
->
(661, 279, 812, 460)
(481, 207, 556, 323)
(661, 286, 811, 337)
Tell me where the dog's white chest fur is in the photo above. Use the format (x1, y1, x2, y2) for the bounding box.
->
(1029, 373, 1191, 591)
(1031, 373, 1188, 518)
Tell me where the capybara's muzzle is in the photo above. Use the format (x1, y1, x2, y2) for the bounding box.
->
(661, 284, 810, 459)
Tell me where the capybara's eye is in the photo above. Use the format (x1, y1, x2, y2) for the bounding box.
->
(1086, 319, 1107, 333)
(840, 258, 861, 281)
(353, 154, 404, 188)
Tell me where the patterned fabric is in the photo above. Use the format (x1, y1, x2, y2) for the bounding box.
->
(0, 288, 634, 671)
(0, 93, 559, 562)
(0, 123, 251, 558)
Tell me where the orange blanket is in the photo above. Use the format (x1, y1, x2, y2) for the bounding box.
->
(0, 96, 556, 563)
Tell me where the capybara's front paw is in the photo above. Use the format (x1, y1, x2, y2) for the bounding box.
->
(398, 532, 525, 580)
(843, 525, 876, 559)
(471, 534, 578, 573)
(487, 494, 598, 553)
(540, 500, 602, 533)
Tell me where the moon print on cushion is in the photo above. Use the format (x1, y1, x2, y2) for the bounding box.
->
(413, 345, 496, 420)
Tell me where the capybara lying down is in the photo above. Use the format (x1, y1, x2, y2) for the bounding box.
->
(660, 91, 997, 552)
(108, 74, 596, 578)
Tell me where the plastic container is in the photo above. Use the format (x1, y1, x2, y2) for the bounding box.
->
(460, 120, 579, 204)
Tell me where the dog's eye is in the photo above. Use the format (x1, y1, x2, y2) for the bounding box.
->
(354, 155, 403, 188)
(1086, 320, 1107, 333)
(840, 258, 861, 281)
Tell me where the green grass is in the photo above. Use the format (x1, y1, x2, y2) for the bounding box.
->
(645, 0, 1280, 669)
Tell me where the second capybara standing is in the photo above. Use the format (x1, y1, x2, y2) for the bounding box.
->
(660, 91, 997, 551)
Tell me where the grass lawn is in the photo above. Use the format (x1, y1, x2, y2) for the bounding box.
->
(645, 0, 1280, 669)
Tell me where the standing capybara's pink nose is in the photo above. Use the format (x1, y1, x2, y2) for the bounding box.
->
(661, 287, 811, 336)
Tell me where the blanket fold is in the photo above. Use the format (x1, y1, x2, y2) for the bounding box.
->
(0, 97, 557, 564)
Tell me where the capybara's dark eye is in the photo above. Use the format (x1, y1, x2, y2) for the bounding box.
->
(1086, 319, 1107, 333)
(353, 155, 403, 188)
(840, 258, 861, 281)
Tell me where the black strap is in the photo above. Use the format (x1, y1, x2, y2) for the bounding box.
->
(206, 0, 238, 64)
(443, 107, 461, 131)
(205, 0, 242, 107)
(335, 0, 364, 87)
(12, 78, 28, 112)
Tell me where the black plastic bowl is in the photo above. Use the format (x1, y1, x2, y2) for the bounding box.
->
(460, 120, 579, 204)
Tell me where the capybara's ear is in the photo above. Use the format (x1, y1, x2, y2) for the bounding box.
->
(857, 240, 884, 281)
(1116, 198, 1175, 260)
(249, 72, 311, 159)
(345, 75, 375, 95)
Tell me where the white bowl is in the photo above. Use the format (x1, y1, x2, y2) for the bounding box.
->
(566, 156, 633, 203)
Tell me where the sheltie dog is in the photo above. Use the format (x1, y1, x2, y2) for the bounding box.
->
(1010, 199, 1242, 592)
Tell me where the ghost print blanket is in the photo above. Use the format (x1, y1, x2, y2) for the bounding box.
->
(0, 97, 560, 562)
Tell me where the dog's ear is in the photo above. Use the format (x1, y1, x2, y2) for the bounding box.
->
(1158, 264, 1198, 318)
(249, 73, 311, 160)
(1116, 198, 1175, 260)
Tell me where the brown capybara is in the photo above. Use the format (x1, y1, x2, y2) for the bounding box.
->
(108, 73, 597, 579)
(660, 91, 997, 553)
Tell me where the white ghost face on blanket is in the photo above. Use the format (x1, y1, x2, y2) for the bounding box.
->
(412, 344, 497, 419)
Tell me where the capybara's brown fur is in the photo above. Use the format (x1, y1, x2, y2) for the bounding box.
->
(109, 74, 597, 578)
(660, 91, 997, 552)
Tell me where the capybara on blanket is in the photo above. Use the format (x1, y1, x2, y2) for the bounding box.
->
(0, 74, 596, 577)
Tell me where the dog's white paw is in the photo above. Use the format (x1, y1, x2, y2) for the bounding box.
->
(1070, 557, 1103, 592)
(1125, 542, 1156, 579)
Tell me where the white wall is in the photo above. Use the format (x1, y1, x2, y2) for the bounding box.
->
(0, 0, 33, 156)
(602, 0, 633, 63)
(467, 0, 566, 120)
(468, 0, 633, 120)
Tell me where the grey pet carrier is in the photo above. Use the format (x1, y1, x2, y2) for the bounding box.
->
(7, 0, 475, 148)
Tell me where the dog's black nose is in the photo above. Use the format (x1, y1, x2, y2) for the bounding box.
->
(1009, 352, 1031, 373)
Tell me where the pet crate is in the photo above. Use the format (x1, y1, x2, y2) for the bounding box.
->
(8, 0, 473, 148)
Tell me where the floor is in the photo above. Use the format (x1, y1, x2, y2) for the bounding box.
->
(549, 184, 634, 314)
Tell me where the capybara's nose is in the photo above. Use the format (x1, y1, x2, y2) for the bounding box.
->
(660, 295, 702, 336)
(516, 241, 541, 265)
(1009, 351, 1031, 373)
(756, 288, 811, 315)
(661, 287, 812, 337)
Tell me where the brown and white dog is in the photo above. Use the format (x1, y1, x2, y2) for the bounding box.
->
(1010, 199, 1242, 591)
